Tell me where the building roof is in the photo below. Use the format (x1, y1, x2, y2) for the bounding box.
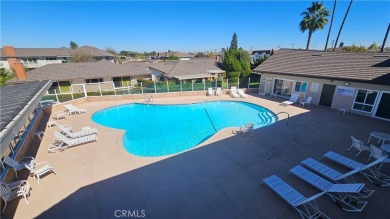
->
(0, 80, 52, 152)
(1, 46, 115, 58)
(1, 48, 71, 57)
(72, 46, 115, 57)
(253, 49, 390, 85)
(8, 60, 150, 82)
(149, 59, 225, 80)
(251, 50, 271, 55)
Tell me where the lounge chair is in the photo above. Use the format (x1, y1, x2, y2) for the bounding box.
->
(281, 93, 299, 106)
(367, 144, 390, 167)
(262, 175, 329, 219)
(143, 95, 153, 103)
(289, 165, 368, 212)
(0, 180, 31, 212)
(215, 87, 222, 96)
(299, 96, 312, 107)
(323, 151, 390, 186)
(207, 88, 215, 96)
(230, 86, 240, 98)
(3, 156, 36, 178)
(54, 112, 66, 120)
(237, 89, 248, 98)
(64, 104, 87, 115)
(49, 131, 98, 152)
(25, 162, 57, 184)
(57, 123, 98, 139)
(347, 136, 370, 156)
(239, 123, 254, 136)
(301, 158, 374, 198)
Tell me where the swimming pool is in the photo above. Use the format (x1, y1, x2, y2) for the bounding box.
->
(92, 101, 277, 157)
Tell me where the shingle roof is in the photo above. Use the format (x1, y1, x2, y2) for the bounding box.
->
(1, 46, 115, 58)
(253, 49, 390, 85)
(8, 60, 150, 82)
(72, 46, 115, 57)
(0, 80, 51, 131)
(1, 48, 71, 57)
(148, 59, 225, 80)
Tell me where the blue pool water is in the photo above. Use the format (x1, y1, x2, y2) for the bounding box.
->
(92, 101, 277, 157)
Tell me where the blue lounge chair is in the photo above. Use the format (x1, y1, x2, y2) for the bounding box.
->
(301, 158, 374, 198)
(289, 165, 368, 212)
(262, 175, 329, 219)
(322, 151, 390, 187)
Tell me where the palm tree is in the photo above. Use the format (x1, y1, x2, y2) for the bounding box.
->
(299, 2, 330, 50)
(333, 0, 353, 51)
(324, 0, 337, 51)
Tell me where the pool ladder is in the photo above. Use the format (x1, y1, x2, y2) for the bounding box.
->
(268, 112, 290, 125)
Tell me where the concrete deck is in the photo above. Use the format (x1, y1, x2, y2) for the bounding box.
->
(4, 94, 390, 219)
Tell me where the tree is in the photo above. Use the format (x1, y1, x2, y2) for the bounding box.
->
(367, 43, 380, 52)
(70, 41, 78, 49)
(333, 0, 353, 51)
(339, 42, 344, 47)
(71, 50, 93, 62)
(195, 52, 207, 58)
(207, 52, 214, 58)
(119, 50, 129, 57)
(324, 0, 337, 50)
(0, 69, 13, 86)
(299, 2, 330, 50)
(222, 33, 251, 80)
(105, 47, 116, 55)
(230, 32, 238, 50)
(167, 55, 179, 60)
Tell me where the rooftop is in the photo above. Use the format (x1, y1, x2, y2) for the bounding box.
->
(4, 94, 390, 218)
(253, 49, 390, 85)
(1, 46, 115, 58)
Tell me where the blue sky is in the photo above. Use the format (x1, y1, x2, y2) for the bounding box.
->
(1, 1, 389, 52)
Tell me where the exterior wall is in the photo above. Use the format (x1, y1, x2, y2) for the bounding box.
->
(0, 60, 10, 69)
(150, 69, 164, 81)
(261, 73, 390, 118)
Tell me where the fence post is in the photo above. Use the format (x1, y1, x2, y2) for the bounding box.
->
(141, 82, 144, 94)
(227, 79, 229, 89)
(180, 80, 182, 92)
(192, 80, 194, 91)
(83, 84, 87, 97)
(127, 82, 130, 95)
(54, 89, 59, 103)
(98, 83, 102, 96)
(215, 77, 217, 89)
(237, 78, 240, 89)
(70, 85, 74, 100)
(154, 80, 157, 93)
(203, 80, 205, 91)
(248, 78, 250, 89)
(167, 81, 169, 93)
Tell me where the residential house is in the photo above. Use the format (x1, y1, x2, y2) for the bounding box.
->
(0, 45, 115, 71)
(253, 49, 390, 121)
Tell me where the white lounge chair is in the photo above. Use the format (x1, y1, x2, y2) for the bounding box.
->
(25, 162, 57, 184)
(347, 136, 370, 157)
(215, 87, 222, 96)
(0, 180, 31, 212)
(64, 104, 87, 115)
(143, 95, 153, 103)
(301, 158, 374, 198)
(299, 96, 312, 107)
(367, 145, 390, 167)
(54, 112, 66, 120)
(237, 89, 248, 98)
(281, 93, 299, 106)
(49, 131, 98, 152)
(289, 165, 368, 212)
(230, 86, 240, 98)
(57, 123, 98, 139)
(207, 88, 215, 96)
(3, 156, 36, 178)
(323, 151, 390, 186)
(262, 175, 329, 219)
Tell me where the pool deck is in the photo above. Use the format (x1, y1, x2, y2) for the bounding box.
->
(4, 94, 390, 219)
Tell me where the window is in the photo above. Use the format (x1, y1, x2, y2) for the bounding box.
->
(113, 77, 131, 88)
(294, 81, 308, 93)
(353, 89, 378, 113)
(46, 57, 56, 60)
(85, 78, 103, 83)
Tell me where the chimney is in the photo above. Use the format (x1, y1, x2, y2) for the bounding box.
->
(3, 46, 27, 80)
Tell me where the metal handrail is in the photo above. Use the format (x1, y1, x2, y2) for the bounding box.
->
(268, 112, 290, 125)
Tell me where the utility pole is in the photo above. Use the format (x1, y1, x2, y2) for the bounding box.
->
(291, 44, 295, 49)
(331, 40, 335, 49)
